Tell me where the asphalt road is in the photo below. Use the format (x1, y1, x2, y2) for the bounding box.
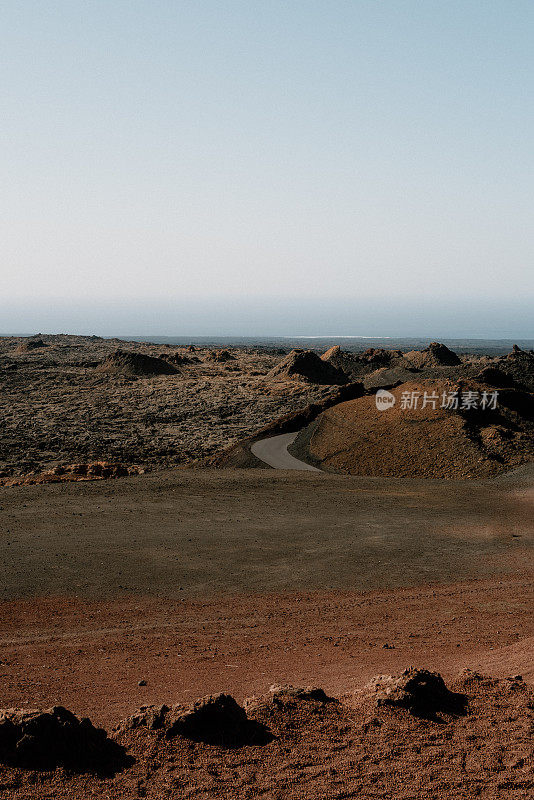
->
(251, 432, 322, 471)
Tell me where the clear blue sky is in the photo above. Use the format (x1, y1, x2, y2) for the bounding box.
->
(1, 1, 533, 335)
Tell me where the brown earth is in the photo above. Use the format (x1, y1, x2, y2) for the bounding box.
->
(0, 467, 533, 796)
(291, 379, 534, 478)
(1, 335, 533, 796)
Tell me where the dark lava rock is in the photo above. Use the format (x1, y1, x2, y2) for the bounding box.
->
(119, 693, 272, 747)
(96, 349, 178, 376)
(268, 349, 348, 385)
(0, 706, 128, 773)
(368, 668, 468, 718)
(476, 366, 517, 387)
(496, 346, 534, 391)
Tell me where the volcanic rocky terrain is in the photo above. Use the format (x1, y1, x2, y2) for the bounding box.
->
(1, 335, 533, 482)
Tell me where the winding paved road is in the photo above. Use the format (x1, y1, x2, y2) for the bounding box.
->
(251, 432, 322, 471)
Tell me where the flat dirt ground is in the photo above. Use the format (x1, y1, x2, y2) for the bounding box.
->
(1, 466, 533, 729)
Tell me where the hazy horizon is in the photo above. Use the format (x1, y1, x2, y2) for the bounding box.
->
(2, 296, 532, 339)
(2, 2, 533, 334)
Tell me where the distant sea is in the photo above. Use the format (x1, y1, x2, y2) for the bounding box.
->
(120, 336, 534, 357)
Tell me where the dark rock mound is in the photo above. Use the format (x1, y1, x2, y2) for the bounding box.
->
(14, 338, 47, 354)
(246, 685, 336, 711)
(360, 347, 405, 366)
(120, 693, 272, 748)
(496, 345, 534, 391)
(0, 706, 130, 774)
(204, 349, 235, 363)
(404, 342, 461, 368)
(368, 668, 468, 718)
(96, 349, 178, 376)
(476, 366, 517, 387)
(267, 349, 348, 385)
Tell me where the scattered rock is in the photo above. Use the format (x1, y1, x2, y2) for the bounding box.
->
(267, 349, 348, 385)
(0, 462, 145, 487)
(96, 349, 178, 376)
(367, 668, 468, 717)
(160, 352, 195, 365)
(138, 680, 147, 687)
(0, 706, 128, 773)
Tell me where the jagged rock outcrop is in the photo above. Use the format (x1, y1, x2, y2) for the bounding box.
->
(204, 349, 235, 363)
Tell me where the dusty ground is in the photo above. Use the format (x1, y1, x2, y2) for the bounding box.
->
(0, 467, 533, 796)
(0, 467, 532, 718)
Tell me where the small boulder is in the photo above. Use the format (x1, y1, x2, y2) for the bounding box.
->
(0, 706, 127, 772)
(119, 693, 271, 747)
(166, 694, 249, 743)
(367, 668, 467, 718)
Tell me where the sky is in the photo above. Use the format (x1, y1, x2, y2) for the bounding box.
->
(1, 1, 533, 336)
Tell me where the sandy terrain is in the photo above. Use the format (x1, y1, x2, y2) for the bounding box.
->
(0, 466, 532, 712)
(0, 467, 533, 796)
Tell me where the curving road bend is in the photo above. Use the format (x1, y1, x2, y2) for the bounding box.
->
(251, 432, 322, 472)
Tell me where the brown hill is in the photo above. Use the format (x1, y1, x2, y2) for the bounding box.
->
(291, 379, 534, 478)
(267, 349, 348, 385)
(96, 349, 178, 376)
